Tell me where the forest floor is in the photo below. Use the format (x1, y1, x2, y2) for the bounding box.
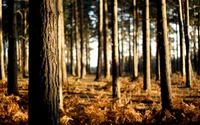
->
(0, 72, 200, 125)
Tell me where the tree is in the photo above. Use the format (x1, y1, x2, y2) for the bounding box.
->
(58, 0, 67, 109)
(184, 0, 192, 87)
(158, 0, 172, 110)
(8, 0, 18, 95)
(132, 0, 139, 80)
(103, 0, 110, 79)
(21, 1, 28, 78)
(80, 0, 86, 78)
(75, 0, 81, 78)
(143, 0, 151, 94)
(95, 0, 103, 81)
(112, 0, 121, 103)
(71, 0, 76, 76)
(0, 0, 5, 80)
(29, 0, 60, 124)
(177, 0, 186, 76)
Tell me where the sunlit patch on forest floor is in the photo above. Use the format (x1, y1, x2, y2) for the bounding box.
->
(1, 73, 200, 124)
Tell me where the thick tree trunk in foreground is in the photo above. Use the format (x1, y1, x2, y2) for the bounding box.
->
(29, 0, 60, 124)
(8, 0, 18, 95)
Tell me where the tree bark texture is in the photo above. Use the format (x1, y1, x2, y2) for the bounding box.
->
(29, 0, 60, 124)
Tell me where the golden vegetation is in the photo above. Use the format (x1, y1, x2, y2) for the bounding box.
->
(0, 73, 200, 124)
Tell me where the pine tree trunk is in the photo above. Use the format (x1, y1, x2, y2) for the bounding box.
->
(21, 1, 28, 78)
(158, 0, 172, 110)
(75, 0, 81, 78)
(132, 0, 138, 80)
(184, 0, 192, 87)
(95, 0, 103, 81)
(143, 0, 151, 94)
(177, 0, 186, 76)
(29, 0, 60, 124)
(8, 0, 18, 95)
(80, 0, 86, 78)
(103, 0, 110, 79)
(112, 0, 121, 103)
(0, 0, 5, 80)
(71, 0, 75, 76)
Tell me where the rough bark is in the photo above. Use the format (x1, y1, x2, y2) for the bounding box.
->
(29, 0, 60, 124)
(8, 0, 18, 95)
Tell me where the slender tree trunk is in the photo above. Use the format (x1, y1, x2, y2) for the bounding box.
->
(95, 0, 103, 81)
(193, 26, 197, 71)
(112, 0, 121, 103)
(80, 0, 86, 78)
(103, 0, 110, 79)
(158, 0, 172, 110)
(121, 3, 125, 76)
(8, 0, 18, 95)
(143, 0, 151, 94)
(29, 0, 60, 124)
(0, 0, 5, 80)
(178, 0, 186, 76)
(132, 0, 138, 80)
(71, 0, 75, 76)
(156, 5, 161, 81)
(85, 24, 91, 74)
(184, 0, 192, 87)
(21, 1, 28, 78)
(75, 0, 81, 78)
(58, 0, 67, 110)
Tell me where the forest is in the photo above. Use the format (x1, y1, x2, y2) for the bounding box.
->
(0, 0, 200, 124)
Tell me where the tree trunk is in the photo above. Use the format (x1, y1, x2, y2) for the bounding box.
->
(112, 0, 121, 103)
(132, 0, 138, 80)
(0, 0, 5, 80)
(177, 0, 186, 76)
(71, 0, 75, 76)
(29, 0, 60, 124)
(21, 1, 28, 78)
(80, 0, 86, 78)
(85, 24, 91, 74)
(103, 0, 110, 79)
(158, 0, 172, 110)
(184, 0, 192, 87)
(8, 0, 18, 95)
(143, 0, 151, 94)
(58, 0, 67, 110)
(75, 0, 81, 78)
(95, 0, 103, 81)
